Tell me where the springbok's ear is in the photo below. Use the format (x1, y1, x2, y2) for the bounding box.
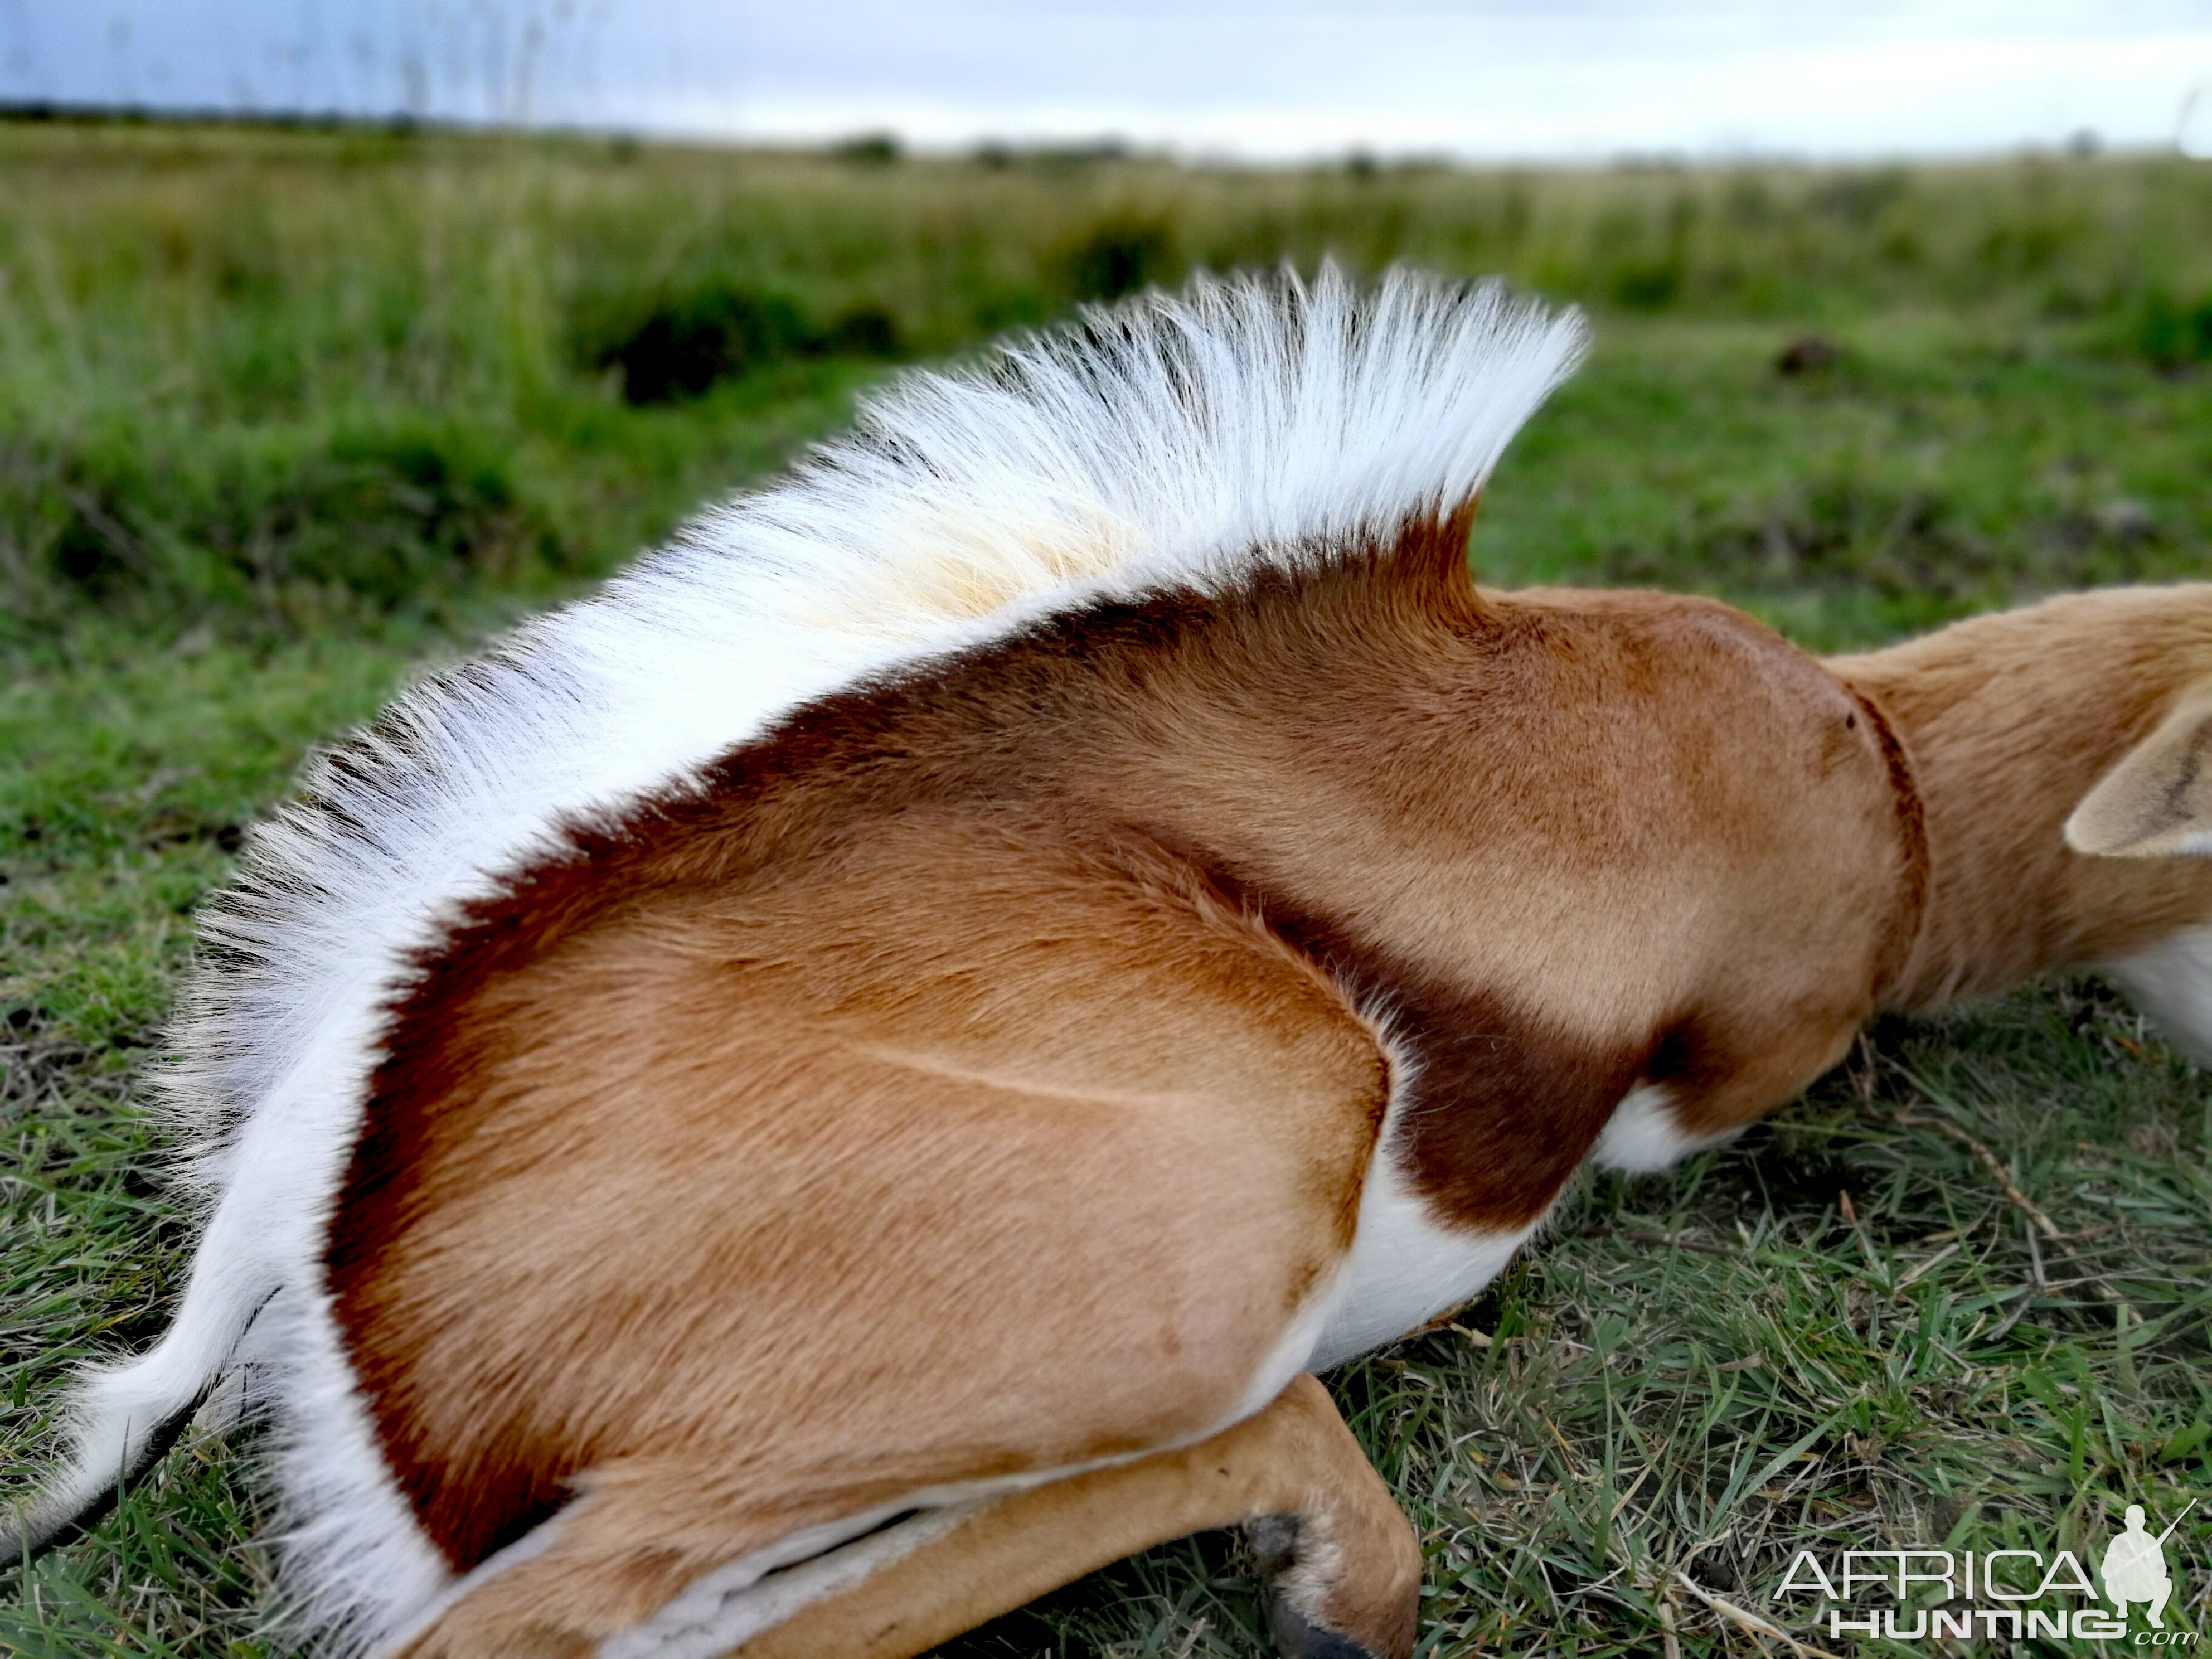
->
(2067, 683, 2212, 858)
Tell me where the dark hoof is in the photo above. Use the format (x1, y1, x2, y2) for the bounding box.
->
(1245, 1514, 1396, 1659)
(1263, 1592, 1390, 1659)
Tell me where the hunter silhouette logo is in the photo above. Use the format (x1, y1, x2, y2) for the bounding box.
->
(2103, 1501, 2195, 1629)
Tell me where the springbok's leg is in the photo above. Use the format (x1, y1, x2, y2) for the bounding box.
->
(367, 819, 1401, 1659)
(395, 1373, 1417, 1659)
(731, 1371, 1418, 1659)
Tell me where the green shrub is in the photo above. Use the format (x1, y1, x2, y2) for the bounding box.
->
(2128, 287, 2212, 369)
(589, 282, 821, 404)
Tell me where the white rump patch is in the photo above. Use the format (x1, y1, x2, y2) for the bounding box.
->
(30, 264, 1587, 1656)
(1591, 1083, 1744, 1173)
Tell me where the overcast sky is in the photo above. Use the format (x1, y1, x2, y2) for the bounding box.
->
(4, 1, 2211, 163)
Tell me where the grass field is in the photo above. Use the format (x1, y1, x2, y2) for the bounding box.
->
(4, 119, 2212, 1657)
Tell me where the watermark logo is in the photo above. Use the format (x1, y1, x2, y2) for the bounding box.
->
(1772, 1498, 2199, 1645)
(2103, 1503, 2192, 1630)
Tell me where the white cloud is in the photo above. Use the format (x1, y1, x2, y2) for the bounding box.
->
(4, 1, 2208, 161)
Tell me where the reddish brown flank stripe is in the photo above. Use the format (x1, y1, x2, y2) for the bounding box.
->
(1169, 860, 1647, 1229)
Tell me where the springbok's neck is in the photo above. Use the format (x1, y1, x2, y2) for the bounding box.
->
(1830, 588, 2212, 1012)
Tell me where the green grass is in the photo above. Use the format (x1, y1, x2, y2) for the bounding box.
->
(4, 119, 2212, 1656)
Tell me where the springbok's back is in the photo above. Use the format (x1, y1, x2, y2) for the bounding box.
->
(21, 268, 2212, 1659)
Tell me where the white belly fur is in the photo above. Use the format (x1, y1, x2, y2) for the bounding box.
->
(1308, 1124, 1540, 1371)
(1591, 1081, 1743, 1172)
(1313, 1081, 1750, 1369)
(2106, 924, 2212, 1065)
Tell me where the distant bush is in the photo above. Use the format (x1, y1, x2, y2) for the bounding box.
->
(2126, 288, 2212, 370)
(1061, 219, 1180, 301)
(822, 304, 900, 357)
(589, 284, 816, 404)
(832, 133, 901, 166)
(581, 280, 903, 405)
(1611, 260, 1682, 309)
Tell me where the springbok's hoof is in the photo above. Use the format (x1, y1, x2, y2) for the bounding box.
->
(1263, 1593, 1395, 1659)
(1246, 1513, 1410, 1659)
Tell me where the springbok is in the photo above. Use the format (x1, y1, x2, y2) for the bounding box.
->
(16, 268, 2212, 1659)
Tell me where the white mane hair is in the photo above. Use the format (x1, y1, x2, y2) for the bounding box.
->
(22, 262, 1587, 1655)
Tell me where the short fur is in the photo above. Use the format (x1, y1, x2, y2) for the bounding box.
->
(25, 264, 2212, 1659)
(1830, 589, 2212, 1013)
(21, 266, 1588, 1651)
(327, 541, 1913, 1597)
